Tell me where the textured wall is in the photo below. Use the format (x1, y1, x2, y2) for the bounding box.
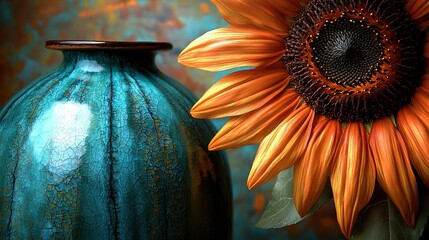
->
(0, 1, 343, 239)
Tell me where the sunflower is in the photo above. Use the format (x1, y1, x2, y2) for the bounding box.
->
(178, 0, 429, 237)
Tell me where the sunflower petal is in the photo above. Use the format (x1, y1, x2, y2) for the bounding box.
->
(190, 68, 289, 118)
(269, 0, 307, 18)
(178, 26, 285, 71)
(397, 105, 429, 187)
(293, 117, 342, 216)
(369, 117, 419, 227)
(247, 105, 315, 189)
(407, 0, 429, 27)
(211, 0, 290, 34)
(411, 90, 429, 117)
(330, 122, 376, 237)
(208, 89, 300, 150)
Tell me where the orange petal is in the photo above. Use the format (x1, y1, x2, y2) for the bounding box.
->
(330, 122, 376, 237)
(369, 117, 419, 227)
(407, 0, 429, 27)
(208, 88, 300, 150)
(178, 26, 285, 71)
(211, 0, 290, 34)
(293, 117, 342, 216)
(247, 105, 315, 189)
(407, 0, 429, 18)
(411, 89, 429, 117)
(190, 68, 289, 118)
(269, 0, 307, 18)
(397, 105, 429, 187)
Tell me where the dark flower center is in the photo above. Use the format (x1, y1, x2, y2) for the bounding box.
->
(311, 18, 383, 87)
(284, 0, 425, 122)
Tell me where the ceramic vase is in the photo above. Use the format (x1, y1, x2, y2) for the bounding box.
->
(0, 40, 232, 240)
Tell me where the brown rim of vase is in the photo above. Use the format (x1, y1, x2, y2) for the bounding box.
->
(45, 40, 173, 51)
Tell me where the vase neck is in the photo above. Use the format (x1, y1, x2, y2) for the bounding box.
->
(61, 50, 159, 71)
(46, 40, 172, 72)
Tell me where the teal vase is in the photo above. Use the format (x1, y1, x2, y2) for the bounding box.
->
(0, 41, 232, 239)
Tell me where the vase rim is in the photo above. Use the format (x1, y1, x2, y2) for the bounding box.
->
(45, 40, 173, 51)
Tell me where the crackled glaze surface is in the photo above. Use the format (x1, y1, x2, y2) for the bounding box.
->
(0, 44, 232, 239)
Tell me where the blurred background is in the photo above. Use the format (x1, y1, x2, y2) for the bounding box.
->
(0, 0, 344, 239)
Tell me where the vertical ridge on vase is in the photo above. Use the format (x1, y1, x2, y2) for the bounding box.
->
(107, 63, 120, 239)
(76, 60, 111, 238)
(126, 66, 187, 238)
(42, 54, 92, 239)
(146, 68, 233, 239)
(133, 65, 233, 239)
(33, 61, 86, 238)
(120, 68, 164, 238)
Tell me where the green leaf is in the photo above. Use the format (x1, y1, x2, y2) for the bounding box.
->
(351, 184, 429, 240)
(256, 167, 333, 228)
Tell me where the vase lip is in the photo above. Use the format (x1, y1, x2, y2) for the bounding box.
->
(45, 40, 173, 51)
